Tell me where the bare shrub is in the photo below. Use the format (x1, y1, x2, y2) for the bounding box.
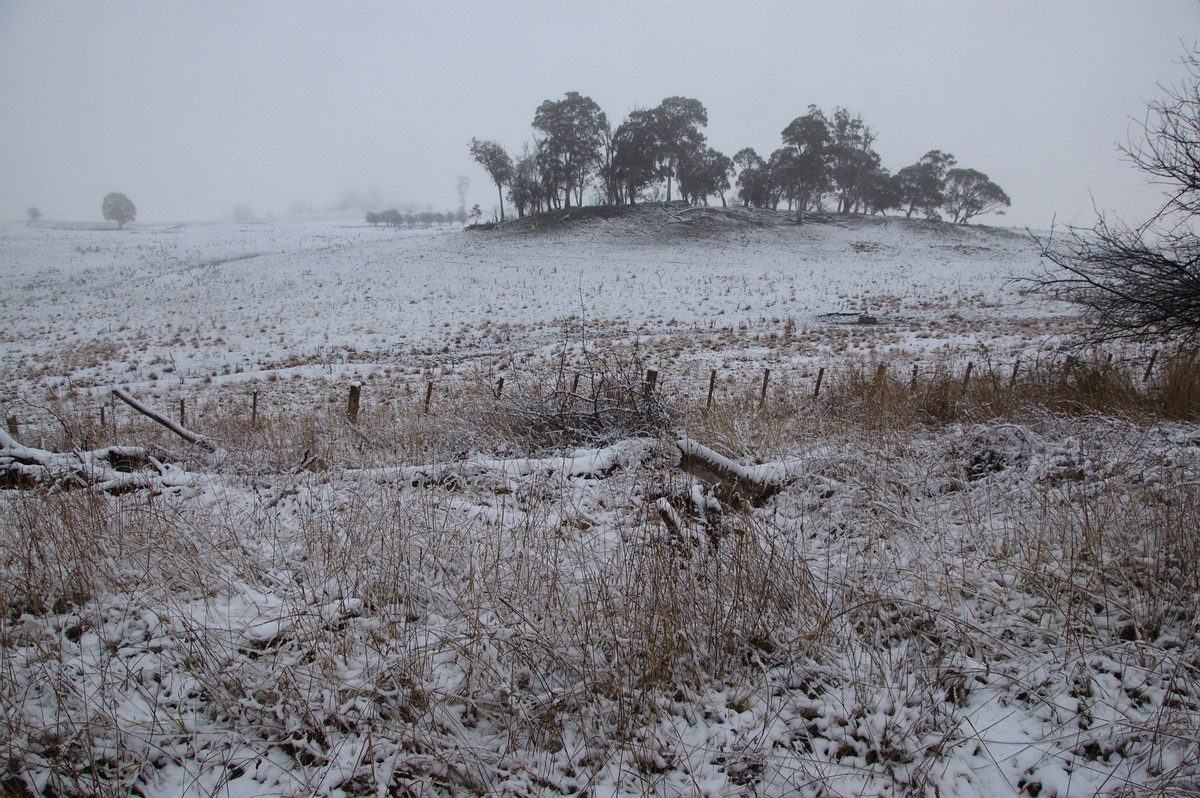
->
(483, 346, 675, 450)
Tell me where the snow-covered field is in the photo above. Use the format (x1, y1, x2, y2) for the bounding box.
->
(2, 209, 1060, 397)
(2, 210, 1198, 796)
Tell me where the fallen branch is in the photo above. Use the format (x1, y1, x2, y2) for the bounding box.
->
(354, 438, 657, 488)
(112, 387, 218, 452)
(0, 427, 193, 493)
(676, 436, 787, 505)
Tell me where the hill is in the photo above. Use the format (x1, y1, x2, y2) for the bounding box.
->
(1, 211, 1053, 404)
(4, 212, 1198, 797)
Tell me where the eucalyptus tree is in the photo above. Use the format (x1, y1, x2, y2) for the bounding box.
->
(532, 92, 608, 208)
(469, 138, 514, 222)
(896, 150, 957, 219)
(942, 168, 1010, 223)
(780, 106, 832, 221)
(649, 96, 708, 202)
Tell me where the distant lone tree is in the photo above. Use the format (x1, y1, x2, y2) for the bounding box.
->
(232, 205, 255, 223)
(26, 207, 42, 224)
(941, 169, 1010, 223)
(469, 138, 514, 222)
(1033, 47, 1200, 347)
(102, 192, 136, 229)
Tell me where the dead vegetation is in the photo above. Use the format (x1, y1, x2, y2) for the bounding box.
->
(3, 348, 1199, 794)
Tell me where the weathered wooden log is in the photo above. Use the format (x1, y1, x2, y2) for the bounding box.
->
(676, 437, 783, 505)
(112, 387, 217, 452)
(0, 427, 186, 492)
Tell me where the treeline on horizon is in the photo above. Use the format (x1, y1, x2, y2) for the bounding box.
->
(470, 92, 1011, 225)
(365, 208, 470, 228)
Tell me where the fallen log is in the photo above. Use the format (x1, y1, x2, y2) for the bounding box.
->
(676, 436, 786, 505)
(0, 427, 191, 492)
(112, 387, 218, 453)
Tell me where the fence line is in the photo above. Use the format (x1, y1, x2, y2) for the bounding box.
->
(1, 349, 1185, 438)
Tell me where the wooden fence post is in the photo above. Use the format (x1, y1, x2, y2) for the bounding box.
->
(705, 369, 717, 412)
(494, 376, 504, 399)
(423, 382, 434, 414)
(813, 367, 825, 399)
(759, 369, 770, 408)
(1143, 350, 1159, 383)
(179, 398, 187, 427)
(1010, 359, 1020, 388)
(251, 390, 259, 426)
(5, 417, 17, 437)
(642, 369, 659, 401)
(347, 382, 361, 424)
(961, 362, 974, 391)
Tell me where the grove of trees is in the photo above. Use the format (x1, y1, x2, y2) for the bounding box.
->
(366, 208, 465, 228)
(470, 94, 1010, 224)
(102, 192, 136, 229)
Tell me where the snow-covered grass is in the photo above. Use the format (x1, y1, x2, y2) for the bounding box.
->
(2, 210, 1199, 796)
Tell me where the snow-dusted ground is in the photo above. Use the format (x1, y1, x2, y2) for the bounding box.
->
(1, 210, 1060, 397)
(2, 211, 1197, 797)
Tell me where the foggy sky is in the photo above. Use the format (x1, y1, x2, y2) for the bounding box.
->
(1, 1, 1197, 229)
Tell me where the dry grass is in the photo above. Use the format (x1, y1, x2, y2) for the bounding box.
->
(2, 345, 1200, 795)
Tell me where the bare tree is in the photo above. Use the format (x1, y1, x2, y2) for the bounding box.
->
(1032, 47, 1200, 347)
(1035, 218, 1200, 345)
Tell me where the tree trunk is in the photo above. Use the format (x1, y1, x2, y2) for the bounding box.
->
(496, 184, 505, 222)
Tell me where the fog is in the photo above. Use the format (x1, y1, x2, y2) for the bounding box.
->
(1, 1, 1196, 228)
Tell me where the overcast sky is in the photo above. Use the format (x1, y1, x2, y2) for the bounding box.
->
(1, 1, 1197, 228)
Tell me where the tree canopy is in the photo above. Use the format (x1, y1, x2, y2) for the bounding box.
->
(469, 139, 514, 222)
(102, 192, 136, 229)
(472, 94, 1010, 223)
(532, 92, 608, 209)
(942, 168, 1011, 224)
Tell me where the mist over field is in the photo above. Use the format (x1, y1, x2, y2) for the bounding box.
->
(2, 2, 1195, 228)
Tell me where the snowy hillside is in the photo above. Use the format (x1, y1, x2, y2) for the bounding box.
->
(2, 210, 1058, 401)
(2, 210, 1197, 797)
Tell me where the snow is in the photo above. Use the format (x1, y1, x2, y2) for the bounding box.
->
(2, 211, 1198, 796)
(1, 212, 1060, 401)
